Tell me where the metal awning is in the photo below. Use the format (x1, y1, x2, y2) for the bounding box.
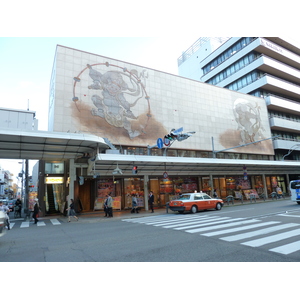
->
(0, 128, 299, 177)
(0, 129, 110, 160)
(92, 154, 300, 176)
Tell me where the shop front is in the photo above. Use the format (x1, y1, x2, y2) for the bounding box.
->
(78, 173, 289, 212)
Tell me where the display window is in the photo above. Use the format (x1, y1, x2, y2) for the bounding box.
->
(151, 176, 198, 206)
(94, 178, 121, 210)
(124, 178, 144, 208)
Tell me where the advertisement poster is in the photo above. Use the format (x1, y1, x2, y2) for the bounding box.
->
(94, 179, 114, 210)
(112, 196, 121, 210)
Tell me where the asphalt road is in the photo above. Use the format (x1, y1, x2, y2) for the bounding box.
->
(1, 199, 300, 262)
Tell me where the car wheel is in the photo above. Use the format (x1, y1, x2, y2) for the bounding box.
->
(190, 205, 197, 214)
(297, 201, 300, 205)
(215, 202, 222, 210)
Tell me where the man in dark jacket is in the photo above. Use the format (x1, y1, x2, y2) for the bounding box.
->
(148, 191, 154, 213)
(32, 199, 39, 224)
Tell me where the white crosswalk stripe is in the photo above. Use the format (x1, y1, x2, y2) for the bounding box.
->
(10, 219, 61, 229)
(50, 219, 61, 225)
(220, 223, 299, 242)
(122, 214, 300, 256)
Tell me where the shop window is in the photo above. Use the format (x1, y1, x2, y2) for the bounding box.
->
(124, 178, 144, 208)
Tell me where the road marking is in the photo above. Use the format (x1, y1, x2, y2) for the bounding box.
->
(161, 216, 230, 228)
(277, 214, 300, 218)
(37, 221, 46, 227)
(20, 222, 30, 228)
(242, 228, 300, 247)
(199, 219, 266, 236)
(174, 218, 245, 231)
(221, 223, 300, 242)
(270, 240, 300, 255)
(185, 218, 249, 233)
(137, 215, 210, 225)
(50, 219, 61, 225)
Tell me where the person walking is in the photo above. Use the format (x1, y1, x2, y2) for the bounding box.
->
(106, 193, 113, 217)
(32, 198, 40, 224)
(15, 198, 22, 218)
(131, 193, 139, 213)
(103, 197, 109, 217)
(148, 191, 154, 213)
(67, 199, 78, 222)
(0, 200, 10, 230)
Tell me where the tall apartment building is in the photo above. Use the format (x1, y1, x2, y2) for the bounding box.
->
(178, 37, 300, 161)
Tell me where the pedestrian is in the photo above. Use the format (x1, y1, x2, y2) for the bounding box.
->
(131, 193, 139, 213)
(276, 185, 283, 198)
(67, 199, 78, 222)
(104, 197, 108, 217)
(148, 191, 154, 213)
(0, 200, 10, 230)
(15, 198, 22, 218)
(213, 189, 218, 198)
(106, 193, 113, 217)
(32, 198, 40, 224)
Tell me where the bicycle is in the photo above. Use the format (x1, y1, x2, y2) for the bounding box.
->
(14, 205, 21, 218)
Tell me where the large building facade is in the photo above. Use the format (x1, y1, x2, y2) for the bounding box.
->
(178, 37, 300, 162)
(44, 44, 300, 214)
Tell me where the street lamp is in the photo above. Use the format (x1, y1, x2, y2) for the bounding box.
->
(282, 144, 300, 160)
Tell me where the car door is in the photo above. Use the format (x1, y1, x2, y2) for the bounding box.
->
(194, 194, 206, 210)
(203, 194, 213, 209)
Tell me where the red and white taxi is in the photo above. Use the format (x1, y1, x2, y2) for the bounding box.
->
(169, 192, 224, 214)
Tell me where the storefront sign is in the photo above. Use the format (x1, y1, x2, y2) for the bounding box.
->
(45, 177, 64, 184)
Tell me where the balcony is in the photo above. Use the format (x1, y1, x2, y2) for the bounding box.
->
(269, 116, 300, 133)
(240, 74, 300, 100)
(273, 139, 300, 151)
(265, 95, 300, 115)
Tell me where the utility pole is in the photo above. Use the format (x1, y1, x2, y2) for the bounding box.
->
(24, 159, 29, 220)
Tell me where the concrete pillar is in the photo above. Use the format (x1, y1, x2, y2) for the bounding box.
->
(262, 174, 268, 198)
(144, 175, 149, 211)
(210, 174, 213, 197)
(68, 158, 76, 205)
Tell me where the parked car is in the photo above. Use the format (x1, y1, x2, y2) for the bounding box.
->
(168, 192, 224, 214)
(8, 199, 16, 212)
(0, 210, 6, 237)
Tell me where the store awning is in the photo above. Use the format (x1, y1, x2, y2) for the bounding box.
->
(92, 153, 300, 176)
(0, 129, 110, 160)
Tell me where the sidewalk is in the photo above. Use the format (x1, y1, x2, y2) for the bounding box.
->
(12, 196, 288, 223)
(60, 196, 290, 222)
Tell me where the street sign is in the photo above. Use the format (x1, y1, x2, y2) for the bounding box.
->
(157, 138, 163, 149)
(163, 137, 171, 147)
(163, 172, 168, 179)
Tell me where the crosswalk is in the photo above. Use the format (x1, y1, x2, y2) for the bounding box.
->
(9, 219, 62, 229)
(122, 214, 300, 256)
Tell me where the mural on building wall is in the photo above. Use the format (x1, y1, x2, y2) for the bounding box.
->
(55, 46, 273, 154)
(219, 98, 273, 154)
(72, 62, 166, 143)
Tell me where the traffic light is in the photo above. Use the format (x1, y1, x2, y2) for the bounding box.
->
(132, 166, 138, 174)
